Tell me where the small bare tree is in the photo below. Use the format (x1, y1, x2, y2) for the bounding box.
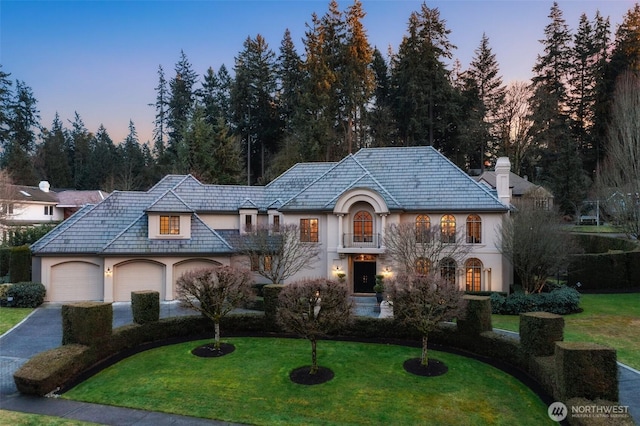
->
(176, 266, 254, 351)
(388, 272, 466, 366)
(233, 224, 321, 284)
(598, 71, 640, 240)
(277, 278, 353, 375)
(384, 222, 470, 274)
(500, 206, 577, 294)
(0, 170, 18, 224)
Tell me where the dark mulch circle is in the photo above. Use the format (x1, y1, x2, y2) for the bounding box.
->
(289, 366, 335, 385)
(403, 357, 448, 377)
(191, 342, 236, 358)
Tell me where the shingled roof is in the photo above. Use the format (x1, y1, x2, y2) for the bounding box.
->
(31, 146, 507, 255)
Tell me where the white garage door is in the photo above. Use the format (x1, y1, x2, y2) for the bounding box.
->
(49, 262, 102, 302)
(114, 261, 164, 302)
(172, 260, 221, 299)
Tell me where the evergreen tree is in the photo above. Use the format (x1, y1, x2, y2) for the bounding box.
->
(231, 34, 279, 184)
(466, 33, 505, 169)
(199, 67, 222, 126)
(151, 65, 169, 163)
(530, 3, 589, 214)
(211, 117, 243, 185)
(68, 113, 92, 189)
(179, 103, 216, 181)
(0, 66, 12, 148)
(3, 80, 39, 184)
(276, 28, 305, 136)
(167, 51, 198, 163)
(115, 120, 145, 190)
(35, 113, 72, 187)
(215, 64, 233, 127)
(390, 4, 456, 148)
(88, 125, 117, 190)
(343, 0, 374, 153)
(366, 48, 396, 147)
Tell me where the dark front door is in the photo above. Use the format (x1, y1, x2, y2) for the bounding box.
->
(353, 261, 377, 293)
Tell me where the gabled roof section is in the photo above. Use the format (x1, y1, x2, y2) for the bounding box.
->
(145, 190, 194, 213)
(100, 214, 233, 254)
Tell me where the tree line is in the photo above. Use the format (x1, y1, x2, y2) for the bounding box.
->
(0, 1, 638, 216)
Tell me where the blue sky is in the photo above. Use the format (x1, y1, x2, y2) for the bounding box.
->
(1, 0, 635, 145)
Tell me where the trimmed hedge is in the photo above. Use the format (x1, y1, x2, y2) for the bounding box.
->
(5, 282, 46, 308)
(131, 291, 160, 324)
(573, 234, 637, 254)
(62, 302, 113, 346)
(519, 312, 564, 357)
(9, 245, 31, 283)
(568, 251, 640, 290)
(491, 286, 580, 315)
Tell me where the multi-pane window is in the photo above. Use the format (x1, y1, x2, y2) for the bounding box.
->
(300, 218, 319, 242)
(353, 211, 373, 242)
(160, 215, 180, 235)
(44, 205, 54, 216)
(465, 258, 482, 292)
(272, 215, 280, 232)
(415, 214, 431, 243)
(415, 257, 431, 275)
(440, 258, 456, 285)
(251, 255, 272, 272)
(245, 215, 253, 232)
(440, 215, 456, 243)
(466, 214, 482, 244)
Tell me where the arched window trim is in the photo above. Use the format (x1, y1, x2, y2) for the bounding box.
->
(353, 210, 373, 243)
(466, 214, 482, 244)
(465, 258, 483, 292)
(415, 214, 431, 243)
(440, 214, 456, 244)
(440, 258, 456, 285)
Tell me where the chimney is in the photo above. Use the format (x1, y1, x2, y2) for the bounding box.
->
(495, 157, 511, 206)
(39, 181, 50, 193)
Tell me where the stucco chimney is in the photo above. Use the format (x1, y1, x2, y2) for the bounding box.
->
(495, 157, 511, 206)
(39, 181, 50, 193)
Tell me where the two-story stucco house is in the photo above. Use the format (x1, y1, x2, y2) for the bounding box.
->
(31, 146, 513, 303)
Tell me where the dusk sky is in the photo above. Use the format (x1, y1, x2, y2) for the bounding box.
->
(1, 0, 635, 145)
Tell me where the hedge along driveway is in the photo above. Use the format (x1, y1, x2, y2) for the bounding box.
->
(62, 337, 554, 426)
(491, 293, 640, 369)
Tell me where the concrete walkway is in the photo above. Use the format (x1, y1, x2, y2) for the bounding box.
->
(1, 302, 638, 425)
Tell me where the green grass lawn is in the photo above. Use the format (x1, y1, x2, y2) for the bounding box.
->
(0, 307, 33, 335)
(63, 337, 553, 426)
(492, 293, 640, 369)
(0, 409, 96, 425)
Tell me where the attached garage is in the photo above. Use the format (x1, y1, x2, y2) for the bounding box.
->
(172, 259, 221, 299)
(49, 261, 102, 302)
(114, 260, 164, 302)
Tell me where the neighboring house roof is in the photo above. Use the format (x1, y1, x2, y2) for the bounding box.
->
(4, 185, 58, 204)
(31, 146, 509, 256)
(475, 171, 553, 199)
(55, 190, 109, 208)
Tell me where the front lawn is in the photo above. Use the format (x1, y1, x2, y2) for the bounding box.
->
(63, 337, 553, 425)
(0, 307, 33, 335)
(492, 293, 640, 369)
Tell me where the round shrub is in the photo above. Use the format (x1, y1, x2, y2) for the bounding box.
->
(6, 281, 46, 308)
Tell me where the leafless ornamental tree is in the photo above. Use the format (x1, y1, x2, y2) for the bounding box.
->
(500, 206, 577, 294)
(176, 266, 254, 350)
(384, 223, 470, 274)
(277, 278, 352, 375)
(598, 71, 640, 240)
(234, 224, 321, 284)
(0, 170, 18, 223)
(388, 273, 466, 366)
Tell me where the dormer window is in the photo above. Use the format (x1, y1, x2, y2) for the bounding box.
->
(160, 215, 180, 235)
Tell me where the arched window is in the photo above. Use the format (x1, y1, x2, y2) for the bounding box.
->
(440, 258, 456, 285)
(440, 215, 456, 243)
(465, 258, 483, 292)
(466, 214, 482, 244)
(415, 214, 431, 243)
(353, 211, 373, 242)
(415, 257, 431, 275)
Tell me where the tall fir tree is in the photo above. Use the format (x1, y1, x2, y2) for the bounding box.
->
(68, 113, 92, 189)
(366, 48, 396, 147)
(0, 66, 12, 148)
(35, 113, 72, 187)
(151, 65, 169, 164)
(88, 125, 117, 190)
(167, 51, 198, 164)
(3, 80, 39, 184)
(116, 120, 145, 190)
(466, 33, 505, 169)
(390, 4, 456, 148)
(231, 34, 279, 184)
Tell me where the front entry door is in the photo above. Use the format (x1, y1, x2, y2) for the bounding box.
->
(353, 261, 377, 293)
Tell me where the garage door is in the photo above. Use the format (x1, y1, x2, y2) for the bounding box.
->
(49, 262, 102, 302)
(172, 260, 221, 299)
(114, 261, 164, 302)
